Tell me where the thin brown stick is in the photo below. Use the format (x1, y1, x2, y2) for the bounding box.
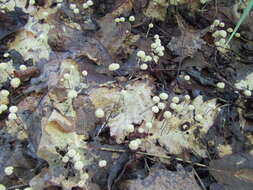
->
(99, 147, 208, 168)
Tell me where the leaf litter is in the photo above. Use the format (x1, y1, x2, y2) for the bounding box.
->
(1, 0, 253, 190)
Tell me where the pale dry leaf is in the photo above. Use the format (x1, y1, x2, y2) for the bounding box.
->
(0, 60, 14, 85)
(9, 21, 52, 62)
(7, 0, 57, 62)
(217, 144, 233, 157)
(89, 79, 154, 143)
(32, 112, 90, 190)
(235, 72, 253, 90)
(143, 96, 219, 157)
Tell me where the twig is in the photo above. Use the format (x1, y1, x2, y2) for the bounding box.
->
(7, 184, 29, 190)
(99, 147, 208, 168)
(192, 167, 207, 190)
(144, 157, 150, 172)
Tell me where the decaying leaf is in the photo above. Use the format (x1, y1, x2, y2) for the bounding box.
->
(120, 166, 202, 190)
(89, 78, 154, 143)
(111, 0, 133, 17)
(23, 59, 60, 94)
(108, 151, 133, 190)
(14, 66, 39, 81)
(0, 8, 28, 40)
(9, 13, 53, 61)
(210, 153, 253, 190)
(144, 0, 169, 21)
(2, 0, 253, 190)
(47, 12, 113, 69)
(47, 110, 75, 133)
(167, 14, 206, 61)
(235, 71, 253, 91)
(31, 113, 91, 190)
(96, 15, 131, 56)
(0, 131, 39, 186)
(143, 96, 219, 157)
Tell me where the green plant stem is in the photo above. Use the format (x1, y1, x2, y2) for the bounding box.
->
(226, 0, 253, 45)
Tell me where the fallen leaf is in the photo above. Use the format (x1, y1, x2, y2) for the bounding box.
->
(120, 166, 202, 190)
(14, 66, 39, 81)
(89, 79, 154, 143)
(0, 8, 28, 40)
(167, 14, 206, 61)
(111, 0, 133, 17)
(96, 15, 131, 57)
(143, 96, 219, 157)
(107, 151, 133, 190)
(144, 0, 169, 21)
(9, 16, 52, 61)
(210, 153, 253, 190)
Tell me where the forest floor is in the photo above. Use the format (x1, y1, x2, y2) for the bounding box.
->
(0, 0, 253, 190)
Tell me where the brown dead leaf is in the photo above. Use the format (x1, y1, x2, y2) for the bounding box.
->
(96, 14, 131, 57)
(48, 12, 113, 68)
(0, 8, 28, 40)
(111, 0, 133, 17)
(18, 94, 41, 111)
(210, 153, 253, 190)
(73, 95, 98, 137)
(14, 66, 40, 81)
(120, 166, 201, 190)
(167, 14, 206, 61)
